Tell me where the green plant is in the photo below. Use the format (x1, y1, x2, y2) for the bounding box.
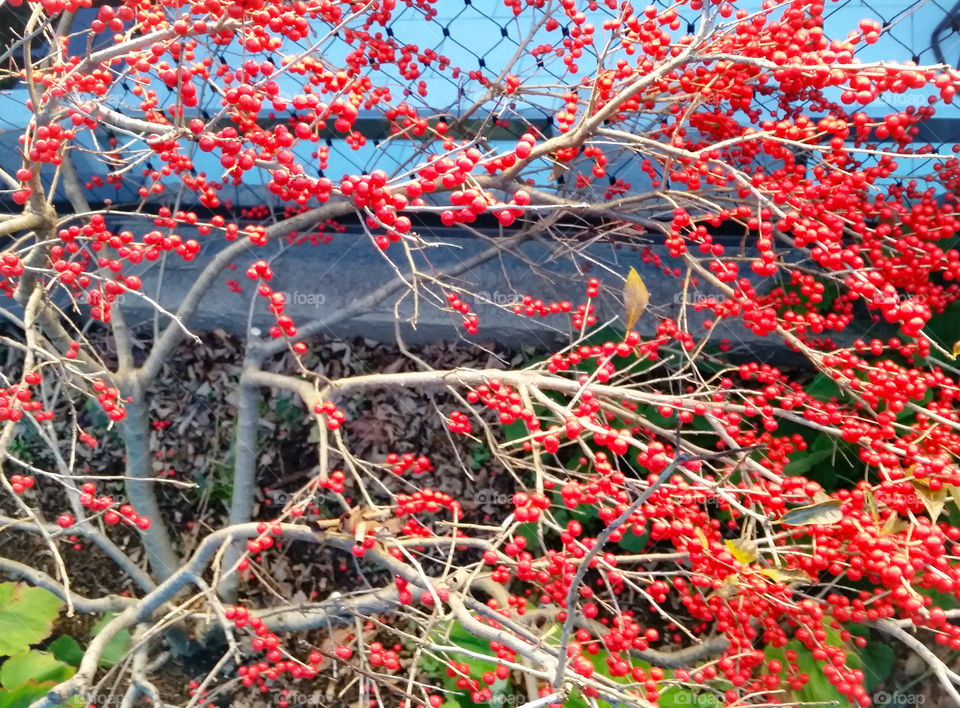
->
(0, 583, 76, 708)
(467, 441, 490, 471)
(421, 619, 726, 708)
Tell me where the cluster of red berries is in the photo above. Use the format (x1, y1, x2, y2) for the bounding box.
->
(572, 302, 598, 330)
(466, 379, 538, 428)
(446, 410, 472, 434)
(435, 179, 525, 229)
(367, 642, 401, 671)
(512, 490, 550, 522)
(245, 522, 281, 556)
(316, 469, 347, 494)
(385, 452, 433, 476)
(445, 292, 478, 334)
(19, 123, 72, 168)
(312, 400, 346, 430)
(9, 475, 35, 494)
(511, 295, 574, 317)
(5, 0, 960, 706)
(90, 379, 126, 422)
(0, 378, 51, 422)
(56, 487, 151, 531)
(444, 657, 510, 704)
(339, 169, 413, 250)
(281, 215, 346, 246)
(0, 253, 24, 279)
(394, 489, 463, 521)
(220, 607, 321, 694)
(261, 286, 303, 343)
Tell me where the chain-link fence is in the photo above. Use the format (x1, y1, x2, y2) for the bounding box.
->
(262, 1, 955, 210)
(0, 0, 955, 209)
(253, 0, 960, 207)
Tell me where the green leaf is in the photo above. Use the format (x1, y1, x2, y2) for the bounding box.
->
(0, 680, 55, 708)
(847, 626, 896, 693)
(90, 614, 131, 668)
(782, 433, 861, 490)
(513, 523, 540, 552)
(0, 651, 74, 689)
(444, 621, 499, 660)
(559, 689, 591, 708)
(468, 442, 491, 471)
(551, 508, 570, 528)
(859, 641, 895, 693)
(617, 523, 649, 552)
(551, 489, 596, 525)
(47, 637, 83, 668)
(487, 676, 510, 707)
(426, 619, 500, 706)
(501, 419, 529, 445)
(0, 584, 64, 656)
(0, 686, 83, 708)
(789, 638, 854, 707)
(917, 584, 957, 611)
(783, 441, 833, 477)
(925, 300, 960, 352)
(804, 372, 842, 401)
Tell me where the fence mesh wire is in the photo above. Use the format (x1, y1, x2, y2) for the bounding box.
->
(2, 0, 956, 207)
(311, 0, 960, 188)
(208, 0, 954, 210)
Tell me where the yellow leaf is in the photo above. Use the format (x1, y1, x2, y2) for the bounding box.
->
(812, 490, 833, 505)
(759, 568, 813, 585)
(949, 484, 960, 513)
(864, 487, 879, 525)
(694, 528, 710, 549)
(709, 574, 740, 600)
(725, 538, 758, 565)
(880, 512, 909, 536)
(953, 341, 960, 360)
(912, 481, 947, 522)
(623, 267, 649, 331)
